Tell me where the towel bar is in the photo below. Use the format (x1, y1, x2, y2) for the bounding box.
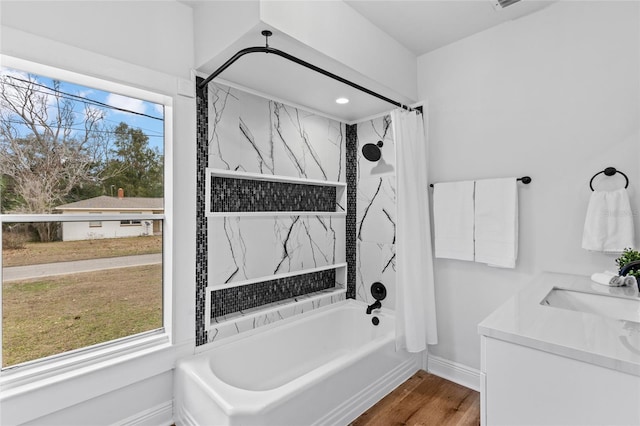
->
(429, 176, 532, 188)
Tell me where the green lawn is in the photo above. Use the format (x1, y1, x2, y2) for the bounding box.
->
(2, 264, 162, 367)
(2, 235, 162, 267)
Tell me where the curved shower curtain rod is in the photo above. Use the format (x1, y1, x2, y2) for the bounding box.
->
(197, 30, 418, 113)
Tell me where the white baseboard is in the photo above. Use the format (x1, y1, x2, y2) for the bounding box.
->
(114, 400, 174, 426)
(427, 354, 481, 392)
(317, 354, 421, 426)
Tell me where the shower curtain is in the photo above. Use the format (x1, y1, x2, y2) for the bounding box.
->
(392, 107, 438, 352)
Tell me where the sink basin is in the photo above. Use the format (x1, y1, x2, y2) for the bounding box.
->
(541, 288, 640, 323)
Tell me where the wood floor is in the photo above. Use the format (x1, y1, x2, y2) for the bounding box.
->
(350, 370, 480, 426)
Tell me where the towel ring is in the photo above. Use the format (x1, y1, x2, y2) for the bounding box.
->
(589, 167, 629, 191)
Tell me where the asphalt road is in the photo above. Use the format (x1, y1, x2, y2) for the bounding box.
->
(2, 253, 162, 282)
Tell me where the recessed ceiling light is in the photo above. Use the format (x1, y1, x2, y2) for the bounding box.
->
(335, 97, 349, 105)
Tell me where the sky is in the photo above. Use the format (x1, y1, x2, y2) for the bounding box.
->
(0, 67, 164, 153)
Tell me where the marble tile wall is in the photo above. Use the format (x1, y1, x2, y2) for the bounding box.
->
(208, 83, 345, 180)
(196, 81, 398, 345)
(355, 115, 397, 311)
(209, 215, 345, 285)
(199, 82, 348, 344)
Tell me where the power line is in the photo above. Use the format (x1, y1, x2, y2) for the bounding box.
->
(0, 118, 165, 139)
(5, 75, 164, 121)
(2, 75, 164, 121)
(4, 107, 164, 137)
(69, 111, 163, 137)
(100, 119, 163, 136)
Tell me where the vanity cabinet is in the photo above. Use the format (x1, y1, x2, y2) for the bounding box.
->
(478, 272, 640, 426)
(481, 336, 639, 425)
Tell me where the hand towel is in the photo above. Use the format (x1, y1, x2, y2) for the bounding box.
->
(433, 181, 475, 261)
(474, 178, 518, 268)
(582, 188, 635, 253)
(590, 271, 623, 286)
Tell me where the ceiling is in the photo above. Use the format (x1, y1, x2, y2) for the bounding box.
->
(191, 0, 554, 123)
(345, 0, 555, 56)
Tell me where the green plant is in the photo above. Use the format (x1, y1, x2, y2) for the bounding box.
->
(615, 248, 640, 278)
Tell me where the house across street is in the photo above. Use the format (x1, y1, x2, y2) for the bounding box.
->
(55, 188, 163, 241)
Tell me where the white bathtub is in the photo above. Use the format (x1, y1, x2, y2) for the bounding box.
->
(174, 299, 420, 426)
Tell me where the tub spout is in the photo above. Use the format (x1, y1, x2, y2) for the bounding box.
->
(366, 300, 381, 314)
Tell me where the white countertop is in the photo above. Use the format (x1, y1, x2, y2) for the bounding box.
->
(478, 272, 640, 376)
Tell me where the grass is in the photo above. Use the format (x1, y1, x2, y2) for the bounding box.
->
(2, 235, 162, 267)
(2, 264, 162, 367)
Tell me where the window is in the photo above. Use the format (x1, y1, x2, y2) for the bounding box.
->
(0, 59, 170, 370)
(89, 212, 102, 228)
(120, 212, 142, 226)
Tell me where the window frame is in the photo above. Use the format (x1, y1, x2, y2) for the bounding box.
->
(0, 55, 173, 383)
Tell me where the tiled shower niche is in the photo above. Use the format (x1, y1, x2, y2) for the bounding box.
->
(210, 268, 338, 318)
(206, 264, 347, 341)
(206, 169, 346, 216)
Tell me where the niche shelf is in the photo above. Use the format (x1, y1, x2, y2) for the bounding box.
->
(205, 262, 347, 329)
(205, 168, 347, 217)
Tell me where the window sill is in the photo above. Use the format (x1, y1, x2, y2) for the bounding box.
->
(1, 331, 173, 396)
(0, 333, 193, 425)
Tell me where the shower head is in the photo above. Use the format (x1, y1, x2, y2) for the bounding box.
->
(362, 141, 383, 162)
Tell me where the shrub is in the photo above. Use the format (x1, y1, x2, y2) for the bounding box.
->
(2, 231, 28, 250)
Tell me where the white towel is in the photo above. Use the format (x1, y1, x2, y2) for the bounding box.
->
(433, 181, 475, 261)
(590, 271, 635, 287)
(474, 178, 518, 268)
(590, 271, 621, 286)
(582, 188, 634, 253)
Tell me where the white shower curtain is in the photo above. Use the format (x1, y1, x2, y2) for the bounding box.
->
(392, 107, 438, 352)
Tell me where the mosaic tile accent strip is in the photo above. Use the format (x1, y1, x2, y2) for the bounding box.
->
(346, 123, 358, 299)
(211, 269, 337, 318)
(195, 77, 208, 346)
(211, 176, 337, 213)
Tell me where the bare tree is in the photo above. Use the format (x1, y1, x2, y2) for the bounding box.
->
(0, 72, 112, 241)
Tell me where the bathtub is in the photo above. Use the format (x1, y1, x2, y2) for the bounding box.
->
(174, 299, 420, 426)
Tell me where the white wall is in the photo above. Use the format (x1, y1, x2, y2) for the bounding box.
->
(260, 0, 417, 102)
(418, 1, 640, 370)
(192, 0, 261, 71)
(61, 214, 156, 241)
(0, 1, 196, 424)
(0, 1, 193, 79)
